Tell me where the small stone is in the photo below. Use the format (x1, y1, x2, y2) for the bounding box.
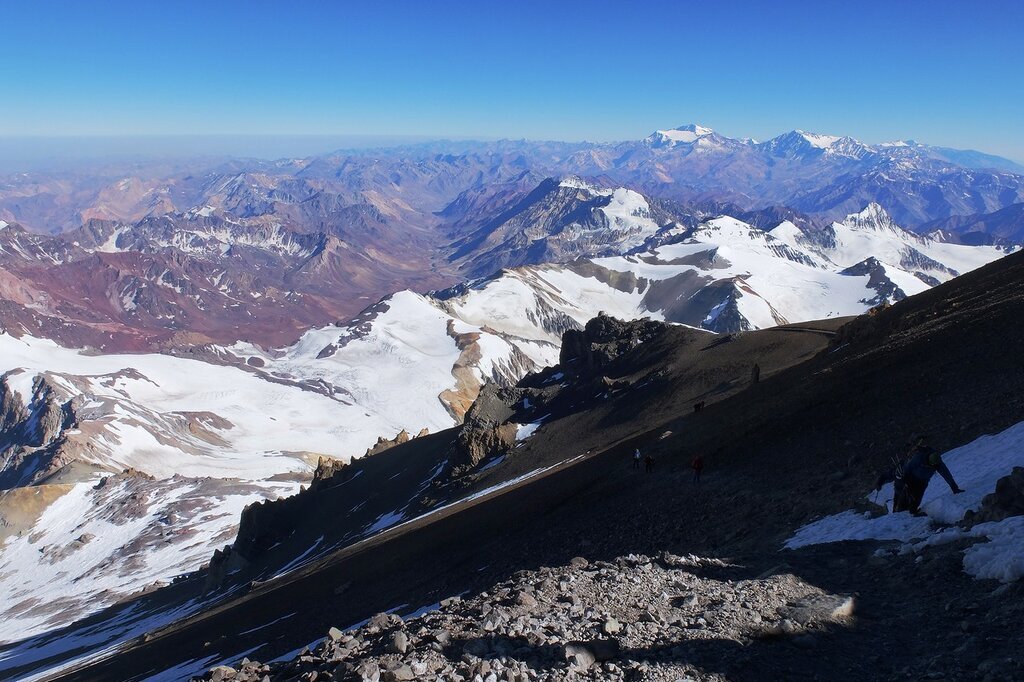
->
(327, 626, 344, 642)
(678, 594, 697, 608)
(382, 664, 416, 682)
(356, 661, 381, 682)
(602, 617, 621, 635)
(209, 666, 236, 682)
(516, 591, 538, 609)
(388, 631, 409, 654)
(570, 557, 589, 569)
(563, 643, 596, 669)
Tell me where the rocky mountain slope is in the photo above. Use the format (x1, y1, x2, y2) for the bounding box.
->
(6, 248, 1024, 681)
(3, 165, 1008, 355)
(437, 198, 1009, 334)
(919, 202, 1024, 245)
(0, 215, 452, 351)
(0, 198, 1012, 650)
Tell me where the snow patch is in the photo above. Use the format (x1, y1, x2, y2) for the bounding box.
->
(516, 422, 542, 441)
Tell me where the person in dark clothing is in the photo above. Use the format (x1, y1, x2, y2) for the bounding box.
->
(877, 436, 963, 515)
(644, 453, 655, 473)
(751, 364, 760, 384)
(878, 440, 915, 512)
(691, 454, 704, 485)
(633, 448, 642, 470)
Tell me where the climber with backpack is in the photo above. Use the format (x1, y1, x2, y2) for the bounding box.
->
(876, 435, 963, 515)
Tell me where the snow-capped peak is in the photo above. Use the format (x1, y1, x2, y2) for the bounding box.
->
(647, 124, 715, 146)
(842, 203, 901, 233)
(0, 220, 9, 230)
(558, 175, 599, 192)
(759, 131, 870, 160)
(795, 130, 841, 149)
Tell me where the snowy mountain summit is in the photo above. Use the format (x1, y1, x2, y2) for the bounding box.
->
(646, 123, 716, 147)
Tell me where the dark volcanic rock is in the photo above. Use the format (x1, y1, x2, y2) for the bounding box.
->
(559, 314, 666, 377)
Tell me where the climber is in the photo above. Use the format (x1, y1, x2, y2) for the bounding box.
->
(876, 435, 963, 515)
(691, 454, 704, 485)
(633, 448, 642, 470)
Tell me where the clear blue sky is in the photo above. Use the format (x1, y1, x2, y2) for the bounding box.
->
(2, 0, 1022, 160)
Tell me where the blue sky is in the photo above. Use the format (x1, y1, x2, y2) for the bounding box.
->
(1, 0, 1022, 160)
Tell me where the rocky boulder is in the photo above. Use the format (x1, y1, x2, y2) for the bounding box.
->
(965, 467, 1024, 524)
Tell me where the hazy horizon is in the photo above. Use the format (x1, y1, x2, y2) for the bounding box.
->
(3, 1, 1022, 164)
(3, 125, 1023, 174)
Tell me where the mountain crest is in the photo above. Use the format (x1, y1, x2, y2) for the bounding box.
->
(557, 175, 598, 192)
(646, 124, 716, 147)
(843, 203, 902, 233)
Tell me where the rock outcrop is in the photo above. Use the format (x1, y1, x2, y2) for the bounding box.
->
(0, 372, 77, 490)
(559, 314, 666, 378)
(364, 430, 412, 458)
(965, 467, 1024, 524)
(445, 383, 520, 478)
(310, 456, 348, 490)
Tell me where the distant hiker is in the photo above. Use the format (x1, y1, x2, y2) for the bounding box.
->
(633, 448, 642, 470)
(645, 453, 655, 473)
(751, 364, 761, 385)
(691, 454, 704, 485)
(877, 435, 963, 515)
(693, 400, 705, 413)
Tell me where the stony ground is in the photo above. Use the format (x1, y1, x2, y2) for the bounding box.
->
(194, 552, 895, 682)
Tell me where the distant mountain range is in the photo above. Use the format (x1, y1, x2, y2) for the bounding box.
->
(0, 126, 1020, 351)
(2, 125, 1023, 237)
